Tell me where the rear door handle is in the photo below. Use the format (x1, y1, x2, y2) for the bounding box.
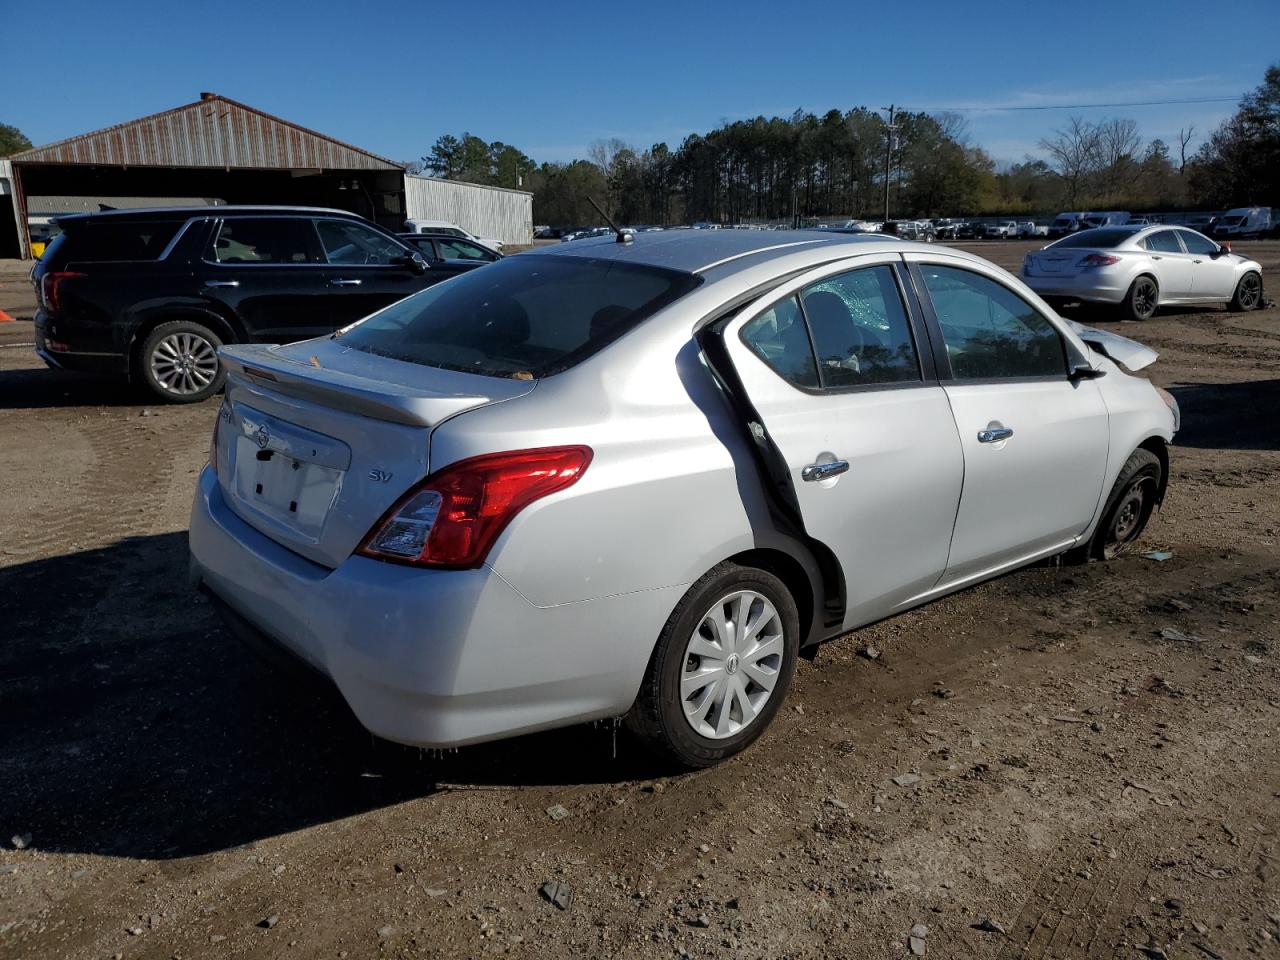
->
(330, 278, 363, 287)
(977, 426, 1014, 443)
(204, 280, 240, 288)
(1150, 255, 1162, 260)
(801, 460, 850, 482)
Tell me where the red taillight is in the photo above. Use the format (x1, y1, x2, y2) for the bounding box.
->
(1079, 254, 1121, 267)
(41, 271, 85, 312)
(358, 446, 593, 568)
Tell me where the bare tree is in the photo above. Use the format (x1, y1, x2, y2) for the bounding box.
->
(1096, 118, 1143, 197)
(1039, 117, 1102, 207)
(1177, 126, 1196, 172)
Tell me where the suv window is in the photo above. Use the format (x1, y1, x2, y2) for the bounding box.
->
(741, 295, 819, 389)
(338, 255, 701, 379)
(316, 220, 406, 265)
(920, 265, 1066, 380)
(438, 238, 494, 261)
(1143, 230, 1183, 253)
(211, 218, 321, 264)
(1176, 229, 1218, 255)
(64, 220, 183, 262)
(799, 266, 920, 387)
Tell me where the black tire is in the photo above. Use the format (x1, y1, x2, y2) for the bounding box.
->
(137, 320, 225, 404)
(1067, 448, 1162, 563)
(626, 562, 800, 768)
(1121, 276, 1159, 321)
(1229, 271, 1262, 312)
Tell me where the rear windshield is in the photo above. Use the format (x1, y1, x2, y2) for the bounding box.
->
(337, 255, 702, 379)
(1050, 228, 1136, 249)
(59, 220, 183, 261)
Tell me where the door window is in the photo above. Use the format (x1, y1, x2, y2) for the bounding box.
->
(316, 220, 407, 265)
(740, 295, 820, 389)
(1176, 230, 1218, 255)
(210, 219, 322, 264)
(438, 238, 495, 261)
(920, 265, 1066, 380)
(1143, 230, 1183, 253)
(799, 266, 920, 387)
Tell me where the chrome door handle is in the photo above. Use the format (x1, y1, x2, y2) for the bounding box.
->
(204, 280, 240, 288)
(1192, 259, 1203, 264)
(330, 278, 363, 286)
(977, 426, 1014, 443)
(801, 460, 850, 482)
(1150, 255, 1162, 260)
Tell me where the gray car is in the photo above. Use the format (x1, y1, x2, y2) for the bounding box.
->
(189, 231, 1178, 767)
(1021, 225, 1264, 321)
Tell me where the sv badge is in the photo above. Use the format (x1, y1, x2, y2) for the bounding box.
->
(368, 469, 394, 483)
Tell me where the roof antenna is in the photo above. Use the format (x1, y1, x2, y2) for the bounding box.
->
(587, 196, 631, 243)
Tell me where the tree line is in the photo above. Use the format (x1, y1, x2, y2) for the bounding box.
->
(417, 64, 1279, 227)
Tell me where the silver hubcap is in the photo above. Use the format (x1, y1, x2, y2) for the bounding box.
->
(150, 332, 218, 395)
(680, 590, 784, 740)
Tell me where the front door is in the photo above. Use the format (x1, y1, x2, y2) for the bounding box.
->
(314, 218, 431, 327)
(1177, 228, 1237, 300)
(722, 257, 965, 629)
(908, 257, 1110, 584)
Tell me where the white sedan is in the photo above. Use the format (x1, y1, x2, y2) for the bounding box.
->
(1021, 225, 1263, 320)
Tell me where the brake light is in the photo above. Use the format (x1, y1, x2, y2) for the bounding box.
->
(358, 446, 593, 568)
(41, 271, 85, 312)
(1079, 254, 1121, 267)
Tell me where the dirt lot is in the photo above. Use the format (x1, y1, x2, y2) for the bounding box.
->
(1, 242, 1277, 960)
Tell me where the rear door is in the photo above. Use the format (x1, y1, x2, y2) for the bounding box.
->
(721, 255, 965, 629)
(906, 255, 1109, 585)
(202, 217, 333, 341)
(1142, 229, 1195, 298)
(315, 218, 429, 325)
(1177, 229, 1236, 299)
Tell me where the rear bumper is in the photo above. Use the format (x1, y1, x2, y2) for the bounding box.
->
(1021, 272, 1128, 304)
(188, 467, 678, 748)
(35, 310, 128, 375)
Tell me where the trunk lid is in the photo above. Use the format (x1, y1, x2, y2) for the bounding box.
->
(215, 338, 536, 567)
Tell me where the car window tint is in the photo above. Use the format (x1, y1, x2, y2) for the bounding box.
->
(339, 255, 701, 379)
(438, 239, 492, 261)
(799, 266, 920, 387)
(1143, 230, 1183, 253)
(211, 219, 320, 264)
(317, 220, 405, 265)
(1050, 228, 1136, 249)
(741, 295, 819, 389)
(1177, 230, 1218, 255)
(68, 220, 183, 261)
(921, 265, 1066, 380)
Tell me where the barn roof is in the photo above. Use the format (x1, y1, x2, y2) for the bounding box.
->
(10, 94, 404, 172)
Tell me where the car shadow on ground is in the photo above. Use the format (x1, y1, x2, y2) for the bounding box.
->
(0, 533, 668, 861)
(1168, 379, 1280, 451)
(0, 364, 147, 409)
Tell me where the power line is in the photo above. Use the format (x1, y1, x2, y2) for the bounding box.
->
(915, 96, 1240, 113)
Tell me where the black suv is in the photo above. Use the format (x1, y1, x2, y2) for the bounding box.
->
(32, 206, 441, 403)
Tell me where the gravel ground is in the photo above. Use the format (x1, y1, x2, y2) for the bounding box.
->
(0, 242, 1277, 960)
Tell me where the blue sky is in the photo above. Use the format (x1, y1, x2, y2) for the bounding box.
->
(3, 0, 1276, 168)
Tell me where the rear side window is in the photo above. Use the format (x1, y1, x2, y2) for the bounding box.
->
(338, 255, 701, 379)
(741, 296, 819, 389)
(921, 265, 1066, 380)
(61, 220, 183, 262)
(211, 219, 322, 264)
(800, 266, 920, 387)
(1143, 230, 1183, 253)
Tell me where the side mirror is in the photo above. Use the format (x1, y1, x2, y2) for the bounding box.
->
(405, 252, 429, 274)
(1068, 361, 1106, 383)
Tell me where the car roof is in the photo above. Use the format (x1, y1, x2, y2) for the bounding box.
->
(52, 205, 368, 225)
(532, 229, 925, 275)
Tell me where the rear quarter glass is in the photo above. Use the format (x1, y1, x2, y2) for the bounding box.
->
(337, 254, 702, 380)
(58, 220, 184, 262)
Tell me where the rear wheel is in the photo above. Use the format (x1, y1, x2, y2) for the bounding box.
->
(138, 320, 225, 403)
(1121, 276, 1159, 321)
(1068, 448, 1162, 562)
(1229, 271, 1262, 312)
(626, 563, 799, 768)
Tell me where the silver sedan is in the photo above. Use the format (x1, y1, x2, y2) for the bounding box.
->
(1021, 224, 1263, 320)
(190, 230, 1178, 767)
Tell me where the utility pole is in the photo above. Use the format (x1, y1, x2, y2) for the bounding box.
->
(882, 104, 896, 224)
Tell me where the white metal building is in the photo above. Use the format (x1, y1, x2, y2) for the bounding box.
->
(404, 175, 532, 248)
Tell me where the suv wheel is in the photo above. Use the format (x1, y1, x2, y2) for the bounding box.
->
(626, 563, 799, 768)
(139, 320, 225, 403)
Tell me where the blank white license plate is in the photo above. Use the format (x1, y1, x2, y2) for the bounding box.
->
(231, 437, 341, 541)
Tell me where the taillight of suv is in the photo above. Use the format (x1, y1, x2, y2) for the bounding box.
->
(40, 271, 85, 312)
(358, 446, 593, 569)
